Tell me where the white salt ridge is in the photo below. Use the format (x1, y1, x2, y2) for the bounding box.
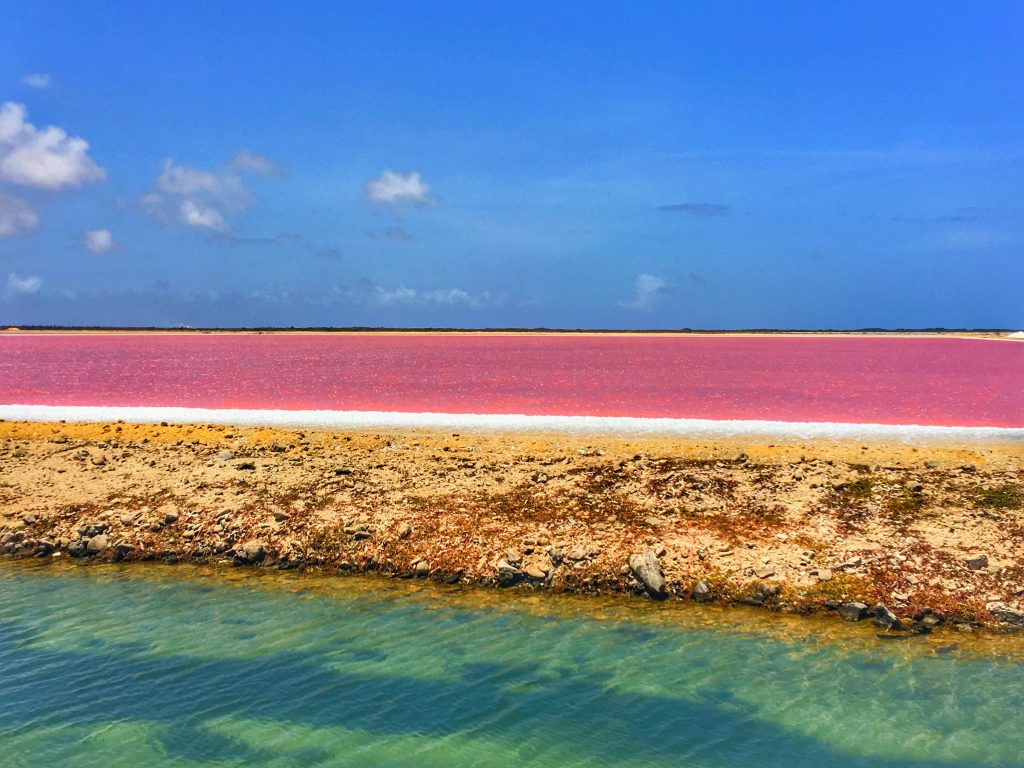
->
(1, 404, 1021, 443)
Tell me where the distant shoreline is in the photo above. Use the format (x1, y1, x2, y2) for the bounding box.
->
(2, 326, 1020, 340)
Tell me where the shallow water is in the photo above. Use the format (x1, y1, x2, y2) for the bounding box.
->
(2, 562, 1024, 767)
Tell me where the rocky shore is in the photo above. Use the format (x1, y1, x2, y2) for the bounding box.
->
(1, 419, 1022, 633)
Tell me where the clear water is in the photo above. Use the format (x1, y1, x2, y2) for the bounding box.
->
(2, 562, 1024, 767)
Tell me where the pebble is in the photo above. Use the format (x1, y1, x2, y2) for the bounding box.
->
(965, 554, 989, 570)
(753, 566, 776, 579)
(397, 523, 412, 539)
(691, 581, 712, 602)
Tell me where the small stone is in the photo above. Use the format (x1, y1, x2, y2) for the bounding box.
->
(414, 560, 430, 576)
(815, 568, 833, 582)
(216, 451, 234, 461)
(924, 460, 940, 469)
(396, 523, 412, 539)
(163, 511, 179, 524)
(524, 565, 547, 580)
(838, 602, 870, 621)
(236, 462, 256, 471)
(643, 516, 662, 527)
(754, 566, 776, 579)
(965, 554, 989, 570)
(91, 454, 107, 466)
(735, 453, 749, 464)
(272, 510, 290, 522)
(505, 548, 523, 567)
(905, 481, 924, 494)
(691, 581, 711, 602)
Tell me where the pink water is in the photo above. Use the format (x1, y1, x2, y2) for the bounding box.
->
(0, 334, 1020, 427)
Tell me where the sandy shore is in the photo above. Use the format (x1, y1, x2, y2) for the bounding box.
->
(1, 419, 1022, 632)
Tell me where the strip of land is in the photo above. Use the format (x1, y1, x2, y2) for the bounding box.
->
(1, 419, 1022, 632)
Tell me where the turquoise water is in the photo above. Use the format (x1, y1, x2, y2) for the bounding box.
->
(2, 563, 1024, 767)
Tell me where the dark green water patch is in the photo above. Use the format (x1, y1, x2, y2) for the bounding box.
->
(2, 561, 1024, 767)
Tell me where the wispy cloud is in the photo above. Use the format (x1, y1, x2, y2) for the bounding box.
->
(229, 149, 289, 178)
(371, 286, 492, 308)
(0, 192, 39, 236)
(141, 151, 284, 234)
(82, 228, 116, 253)
(365, 170, 434, 207)
(5, 272, 42, 296)
(20, 73, 52, 89)
(657, 202, 729, 217)
(618, 273, 667, 311)
(0, 102, 105, 190)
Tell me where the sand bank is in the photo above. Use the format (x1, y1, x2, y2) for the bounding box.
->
(1, 419, 1022, 631)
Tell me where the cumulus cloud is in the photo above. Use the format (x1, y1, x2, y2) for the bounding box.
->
(229, 149, 288, 178)
(371, 286, 491, 308)
(6, 272, 42, 296)
(365, 170, 433, 207)
(618, 273, 667, 311)
(0, 192, 39, 236)
(82, 228, 115, 253)
(0, 102, 105, 190)
(658, 202, 729, 217)
(141, 152, 283, 234)
(21, 73, 52, 89)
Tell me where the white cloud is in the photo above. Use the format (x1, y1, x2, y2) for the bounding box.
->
(365, 170, 433, 207)
(21, 73, 52, 89)
(6, 272, 42, 296)
(0, 192, 39, 236)
(371, 285, 491, 308)
(142, 154, 283, 234)
(83, 228, 115, 253)
(229, 149, 288, 177)
(0, 102, 105, 190)
(618, 273, 667, 311)
(179, 200, 230, 232)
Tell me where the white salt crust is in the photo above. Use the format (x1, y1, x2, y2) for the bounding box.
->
(1, 404, 1021, 444)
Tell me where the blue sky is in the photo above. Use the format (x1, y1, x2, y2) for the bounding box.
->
(0, 1, 1022, 328)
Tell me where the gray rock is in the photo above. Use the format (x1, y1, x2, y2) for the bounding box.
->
(504, 548, 523, 567)
(85, 534, 109, 554)
(566, 546, 588, 561)
(691, 580, 711, 602)
(414, 560, 430, 576)
(234, 540, 266, 565)
(628, 550, 666, 598)
(966, 554, 989, 570)
(496, 559, 522, 586)
(216, 451, 234, 461)
(838, 602, 869, 621)
(990, 606, 1024, 626)
(872, 604, 903, 630)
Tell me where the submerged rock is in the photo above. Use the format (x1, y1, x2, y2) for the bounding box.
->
(628, 550, 666, 598)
